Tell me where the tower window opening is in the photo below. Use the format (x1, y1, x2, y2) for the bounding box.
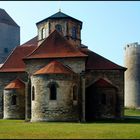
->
(4, 48, 8, 53)
(11, 95, 17, 105)
(42, 28, 46, 39)
(50, 83, 57, 100)
(32, 86, 35, 101)
(55, 24, 62, 33)
(72, 26, 77, 39)
(73, 85, 77, 101)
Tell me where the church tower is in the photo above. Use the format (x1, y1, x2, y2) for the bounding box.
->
(0, 8, 20, 64)
(36, 10, 82, 47)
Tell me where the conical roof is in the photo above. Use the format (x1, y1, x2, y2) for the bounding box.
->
(4, 78, 25, 90)
(25, 30, 87, 59)
(34, 60, 75, 75)
(0, 8, 19, 27)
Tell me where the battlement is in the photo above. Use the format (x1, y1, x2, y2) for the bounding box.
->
(124, 42, 140, 50)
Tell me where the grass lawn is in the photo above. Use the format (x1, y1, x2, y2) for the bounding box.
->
(125, 108, 140, 116)
(0, 109, 140, 139)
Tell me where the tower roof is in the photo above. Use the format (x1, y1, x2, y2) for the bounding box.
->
(0, 8, 19, 27)
(36, 11, 82, 28)
(25, 30, 87, 60)
(34, 60, 75, 75)
(4, 78, 25, 90)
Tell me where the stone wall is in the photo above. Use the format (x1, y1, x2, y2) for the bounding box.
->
(0, 72, 28, 118)
(3, 88, 25, 119)
(31, 74, 80, 122)
(25, 57, 85, 76)
(85, 70, 124, 118)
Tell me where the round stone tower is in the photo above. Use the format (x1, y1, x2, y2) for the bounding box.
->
(124, 42, 140, 109)
(3, 79, 25, 119)
(30, 61, 80, 122)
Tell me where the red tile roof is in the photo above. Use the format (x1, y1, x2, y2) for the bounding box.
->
(79, 47, 126, 70)
(34, 60, 75, 75)
(0, 37, 37, 73)
(20, 36, 38, 47)
(25, 30, 87, 59)
(4, 78, 25, 90)
(93, 78, 116, 88)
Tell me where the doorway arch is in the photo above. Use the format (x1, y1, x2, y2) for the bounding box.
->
(85, 78, 118, 121)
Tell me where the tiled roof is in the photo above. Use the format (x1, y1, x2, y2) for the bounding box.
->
(0, 8, 19, 27)
(34, 60, 75, 75)
(21, 36, 38, 47)
(79, 47, 126, 70)
(36, 11, 82, 27)
(0, 36, 37, 73)
(4, 78, 25, 90)
(25, 30, 87, 59)
(93, 78, 116, 88)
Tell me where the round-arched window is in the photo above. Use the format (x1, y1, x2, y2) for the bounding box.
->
(72, 26, 77, 39)
(55, 24, 62, 33)
(73, 85, 77, 101)
(42, 28, 46, 39)
(32, 86, 35, 101)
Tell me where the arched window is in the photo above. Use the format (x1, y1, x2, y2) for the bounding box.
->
(11, 95, 17, 105)
(42, 28, 46, 39)
(50, 83, 57, 100)
(32, 86, 35, 101)
(72, 26, 77, 39)
(55, 24, 62, 33)
(39, 30, 42, 40)
(47, 82, 59, 100)
(73, 85, 77, 101)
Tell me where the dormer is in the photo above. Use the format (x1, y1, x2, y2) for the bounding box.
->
(36, 11, 82, 47)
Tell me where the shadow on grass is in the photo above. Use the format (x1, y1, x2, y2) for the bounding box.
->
(84, 116, 140, 124)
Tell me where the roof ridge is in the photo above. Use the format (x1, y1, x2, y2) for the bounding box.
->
(79, 47, 126, 70)
(24, 30, 87, 59)
(21, 36, 37, 47)
(0, 8, 19, 27)
(25, 30, 59, 58)
(36, 11, 82, 26)
(4, 78, 25, 90)
(0, 46, 18, 68)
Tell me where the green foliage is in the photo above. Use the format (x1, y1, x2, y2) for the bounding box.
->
(0, 109, 140, 139)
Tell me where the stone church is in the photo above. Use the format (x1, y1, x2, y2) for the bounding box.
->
(0, 11, 126, 122)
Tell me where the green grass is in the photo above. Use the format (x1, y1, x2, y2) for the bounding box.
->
(125, 108, 140, 116)
(0, 109, 140, 139)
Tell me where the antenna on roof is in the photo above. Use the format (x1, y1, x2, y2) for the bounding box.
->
(58, 1, 61, 12)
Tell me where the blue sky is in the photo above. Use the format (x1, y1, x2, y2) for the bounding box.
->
(0, 1, 140, 66)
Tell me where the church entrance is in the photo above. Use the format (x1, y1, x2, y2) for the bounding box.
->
(85, 79, 117, 122)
